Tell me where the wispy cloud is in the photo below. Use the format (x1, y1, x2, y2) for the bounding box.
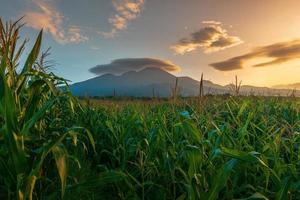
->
(24, 1, 88, 44)
(90, 45, 100, 51)
(101, 0, 145, 37)
(210, 39, 300, 71)
(171, 21, 243, 55)
(89, 58, 181, 75)
(202, 20, 222, 25)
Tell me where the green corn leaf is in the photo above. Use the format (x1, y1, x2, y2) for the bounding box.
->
(21, 79, 44, 123)
(25, 175, 37, 200)
(21, 97, 57, 135)
(66, 127, 96, 153)
(220, 147, 281, 186)
(207, 159, 239, 200)
(21, 30, 43, 74)
(235, 192, 269, 200)
(25, 133, 69, 200)
(220, 147, 271, 169)
(16, 30, 43, 95)
(52, 144, 68, 199)
(0, 53, 27, 175)
(0, 18, 5, 46)
(276, 177, 291, 200)
(70, 171, 128, 190)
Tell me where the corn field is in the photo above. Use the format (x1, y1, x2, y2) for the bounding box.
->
(0, 19, 300, 200)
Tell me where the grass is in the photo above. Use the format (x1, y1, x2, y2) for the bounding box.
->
(0, 18, 300, 199)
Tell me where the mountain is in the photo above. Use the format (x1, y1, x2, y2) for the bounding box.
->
(272, 82, 300, 90)
(69, 68, 300, 97)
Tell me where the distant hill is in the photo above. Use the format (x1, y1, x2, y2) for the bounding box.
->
(272, 82, 300, 90)
(69, 68, 300, 97)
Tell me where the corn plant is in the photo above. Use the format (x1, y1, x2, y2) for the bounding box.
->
(172, 77, 181, 103)
(230, 75, 242, 96)
(0, 18, 94, 200)
(199, 73, 204, 98)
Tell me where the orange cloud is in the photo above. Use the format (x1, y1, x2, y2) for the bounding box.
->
(171, 21, 243, 55)
(202, 20, 222, 25)
(210, 39, 300, 71)
(24, 1, 88, 44)
(109, 15, 127, 30)
(102, 0, 145, 37)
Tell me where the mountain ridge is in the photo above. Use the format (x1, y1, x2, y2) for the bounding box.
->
(70, 67, 300, 97)
(272, 82, 300, 90)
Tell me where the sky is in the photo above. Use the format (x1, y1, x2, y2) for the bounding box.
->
(1, 0, 300, 87)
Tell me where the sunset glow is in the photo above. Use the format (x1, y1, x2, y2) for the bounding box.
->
(1, 0, 300, 87)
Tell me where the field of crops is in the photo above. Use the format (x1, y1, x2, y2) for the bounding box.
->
(1, 19, 300, 200)
(75, 97, 300, 200)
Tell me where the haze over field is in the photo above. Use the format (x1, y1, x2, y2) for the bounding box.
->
(1, 0, 300, 89)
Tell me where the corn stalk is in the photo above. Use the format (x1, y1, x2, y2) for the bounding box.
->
(230, 75, 242, 96)
(0, 18, 94, 200)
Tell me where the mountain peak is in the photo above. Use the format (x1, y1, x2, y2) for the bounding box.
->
(139, 67, 171, 74)
(119, 67, 171, 77)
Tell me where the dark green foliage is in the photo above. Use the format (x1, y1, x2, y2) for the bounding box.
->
(72, 97, 300, 199)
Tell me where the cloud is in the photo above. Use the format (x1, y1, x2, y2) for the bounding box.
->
(210, 39, 300, 71)
(89, 58, 181, 75)
(171, 21, 243, 55)
(202, 20, 222, 25)
(101, 0, 145, 37)
(24, 1, 88, 44)
(90, 45, 100, 51)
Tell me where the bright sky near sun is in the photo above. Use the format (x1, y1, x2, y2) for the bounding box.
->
(1, 0, 300, 86)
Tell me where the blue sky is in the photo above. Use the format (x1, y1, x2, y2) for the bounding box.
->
(1, 0, 300, 86)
